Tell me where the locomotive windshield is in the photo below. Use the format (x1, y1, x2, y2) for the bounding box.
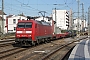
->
(17, 22, 32, 28)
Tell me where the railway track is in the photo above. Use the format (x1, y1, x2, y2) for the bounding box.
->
(41, 41, 75, 60)
(0, 38, 68, 60)
(41, 37, 87, 60)
(0, 39, 15, 43)
(16, 37, 87, 60)
(24, 41, 75, 60)
(0, 39, 15, 47)
(0, 47, 27, 59)
(0, 36, 87, 60)
(0, 43, 14, 47)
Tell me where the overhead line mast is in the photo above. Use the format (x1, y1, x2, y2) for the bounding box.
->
(77, 0, 80, 37)
(2, 0, 4, 34)
(88, 7, 90, 38)
(81, 3, 84, 31)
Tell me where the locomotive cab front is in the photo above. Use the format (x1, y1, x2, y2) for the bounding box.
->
(15, 20, 34, 45)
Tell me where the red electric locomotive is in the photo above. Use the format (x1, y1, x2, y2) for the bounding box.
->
(15, 19, 53, 46)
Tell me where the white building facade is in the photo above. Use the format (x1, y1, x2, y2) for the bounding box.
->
(0, 10, 7, 34)
(73, 19, 88, 31)
(0, 15, 7, 34)
(52, 10, 69, 30)
(7, 15, 27, 33)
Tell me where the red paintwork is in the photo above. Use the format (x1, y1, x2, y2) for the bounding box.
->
(53, 33, 68, 39)
(16, 19, 53, 41)
(15, 19, 70, 43)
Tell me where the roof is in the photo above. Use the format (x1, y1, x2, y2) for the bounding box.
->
(6, 15, 13, 18)
(0, 10, 6, 15)
(7, 15, 27, 19)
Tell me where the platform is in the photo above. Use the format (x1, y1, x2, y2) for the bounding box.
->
(68, 38, 90, 60)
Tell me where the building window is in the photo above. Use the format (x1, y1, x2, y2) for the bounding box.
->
(22, 19, 24, 20)
(8, 30, 13, 33)
(8, 30, 13, 31)
(13, 19, 16, 24)
(14, 27, 16, 31)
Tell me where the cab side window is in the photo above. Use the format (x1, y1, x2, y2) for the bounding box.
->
(35, 24, 37, 28)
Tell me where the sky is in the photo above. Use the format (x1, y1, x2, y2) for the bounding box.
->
(0, 0, 90, 18)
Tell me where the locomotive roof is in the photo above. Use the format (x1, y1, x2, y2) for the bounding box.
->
(18, 19, 51, 26)
(36, 20, 51, 26)
(18, 19, 34, 22)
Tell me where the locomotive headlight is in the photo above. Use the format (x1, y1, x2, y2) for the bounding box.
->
(28, 35, 31, 36)
(17, 31, 22, 33)
(26, 31, 32, 33)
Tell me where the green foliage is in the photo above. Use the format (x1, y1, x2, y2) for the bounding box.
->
(61, 30, 68, 33)
(61, 30, 77, 33)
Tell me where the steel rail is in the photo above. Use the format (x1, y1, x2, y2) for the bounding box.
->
(41, 37, 87, 60)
